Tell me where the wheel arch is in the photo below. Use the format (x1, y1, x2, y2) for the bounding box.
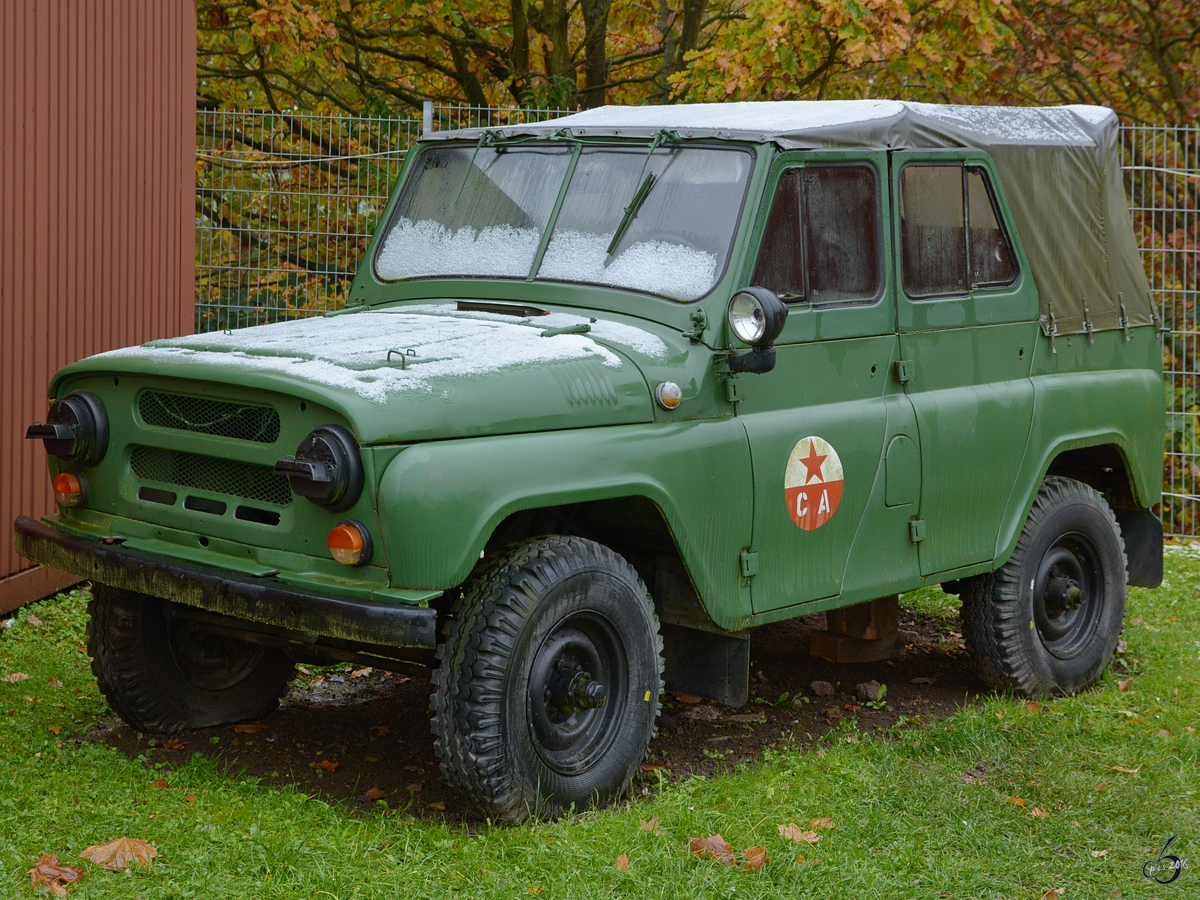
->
(375, 422, 755, 632)
(994, 435, 1161, 580)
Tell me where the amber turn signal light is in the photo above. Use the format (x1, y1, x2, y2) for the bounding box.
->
(53, 471, 87, 508)
(328, 520, 372, 567)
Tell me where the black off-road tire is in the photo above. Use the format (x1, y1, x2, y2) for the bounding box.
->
(87, 584, 295, 734)
(431, 536, 664, 822)
(960, 476, 1127, 697)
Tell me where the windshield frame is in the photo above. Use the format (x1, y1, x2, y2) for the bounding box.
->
(370, 137, 757, 304)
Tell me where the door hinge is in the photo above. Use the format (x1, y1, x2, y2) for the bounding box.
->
(894, 359, 913, 384)
(909, 519, 926, 543)
(725, 378, 742, 404)
(739, 550, 759, 578)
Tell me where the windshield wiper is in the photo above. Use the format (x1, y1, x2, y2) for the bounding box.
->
(605, 172, 656, 259)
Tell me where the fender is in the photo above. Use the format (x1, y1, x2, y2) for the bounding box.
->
(375, 419, 756, 631)
(993, 364, 1165, 567)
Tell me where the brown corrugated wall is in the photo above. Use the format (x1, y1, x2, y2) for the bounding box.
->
(1, 1, 196, 612)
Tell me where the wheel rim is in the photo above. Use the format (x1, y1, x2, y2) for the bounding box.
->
(1032, 532, 1103, 660)
(167, 619, 265, 690)
(526, 611, 628, 776)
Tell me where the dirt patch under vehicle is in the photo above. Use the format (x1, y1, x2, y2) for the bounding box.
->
(88, 608, 987, 823)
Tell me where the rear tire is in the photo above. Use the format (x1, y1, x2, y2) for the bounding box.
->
(431, 536, 663, 821)
(961, 476, 1126, 696)
(87, 584, 295, 733)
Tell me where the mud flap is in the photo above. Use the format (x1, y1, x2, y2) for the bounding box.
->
(660, 623, 749, 708)
(1113, 507, 1163, 588)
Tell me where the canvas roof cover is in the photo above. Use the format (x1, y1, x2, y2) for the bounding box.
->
(427, 101, 1154, 335)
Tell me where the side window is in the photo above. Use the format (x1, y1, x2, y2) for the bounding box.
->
(752, 163, 882, 306)
(967, 168, 1016, 287)
(901, 163, 1017, 299)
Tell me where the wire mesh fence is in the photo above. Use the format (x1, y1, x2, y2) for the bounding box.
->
(195, 105, 572, 332)
(195, 112, 1200, 533)
(1123, 124, 1200, 536)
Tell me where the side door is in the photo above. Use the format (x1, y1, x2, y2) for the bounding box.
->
(738, 151, 923, 615)
(891, 150, 1040, 577)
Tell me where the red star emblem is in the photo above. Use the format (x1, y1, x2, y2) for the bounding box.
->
(800, 442, 827, 483)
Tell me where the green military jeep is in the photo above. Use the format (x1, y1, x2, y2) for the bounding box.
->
(17, 101, 1164, 821)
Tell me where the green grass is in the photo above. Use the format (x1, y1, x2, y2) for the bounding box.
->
(2, 552, 1198, 899)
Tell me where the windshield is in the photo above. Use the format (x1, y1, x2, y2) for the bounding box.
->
(374, 141, 753, 301)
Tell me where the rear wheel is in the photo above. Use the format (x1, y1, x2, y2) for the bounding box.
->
(432, 536, 663, 821)
(961, 476, 1127, 696)
(87, 585, 295, 733)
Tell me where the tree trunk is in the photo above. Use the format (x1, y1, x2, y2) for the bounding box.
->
(580, 0, 611, 108)
(510, 0, 531, 103)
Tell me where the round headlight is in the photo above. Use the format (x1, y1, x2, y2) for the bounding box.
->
(274, 424, 364, 512)
(726, 287, 788, 348)
(26, 391, 109, 467)
(728, 292, 767, 343)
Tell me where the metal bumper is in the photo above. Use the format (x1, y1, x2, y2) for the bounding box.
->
(13, 516, 438, 649)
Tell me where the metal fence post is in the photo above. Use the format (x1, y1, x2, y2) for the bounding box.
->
(422, 100, 433, 136)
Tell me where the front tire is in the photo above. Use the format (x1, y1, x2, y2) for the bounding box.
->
(431, 536, 664, 821)
(87, 585, 296, 733)
(961, 476, 1127, 696)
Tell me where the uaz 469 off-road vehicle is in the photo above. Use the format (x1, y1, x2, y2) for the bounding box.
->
(17, 101, 1164, 821)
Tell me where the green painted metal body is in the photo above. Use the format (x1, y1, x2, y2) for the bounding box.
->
(26, 132, 1164, 644)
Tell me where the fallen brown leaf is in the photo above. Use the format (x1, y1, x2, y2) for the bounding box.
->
(641, 764, 666, 772)
(1091, 849, 1108, 858)
(690, 834, 736, 865)
(1118, 679, 1130, 691)
(428, 800, 446, 811)
(778, 823, 820, 844)
(351, 667, 373, 678)
(48, 725, 61, 735)
(0, 672, 29, 682)
(675, 694, 703, 704)
(614, 853, 630, 870)
(1041, 889, 1064, 899)
(639, 817, 660, 831)
(79, 837, 158, 871)
(234, 722, 268, 734)
(742, 847, 769, 872)
(1030, 807, 1050, 818)
(369, 725, 389, 737)
(1110, 765, 1141, 774)
(364, 787, 387, 801)
(314, 759, 338, 773)
(184, 795, 196, 803)
(364, 755, 383, 763)
(527, 887, 544, 894)
(1026, 701, 1040, 713)
(149, 779, 169, 789)
(160, 738, 188, 751)
(807, 817, 835, 831)
(27, 854, 83, 897)
(1006, 797, 1026, 807)
(910, 676, 936, 684)
(26, 614, 43, 626)
(48, 678, 63, 688)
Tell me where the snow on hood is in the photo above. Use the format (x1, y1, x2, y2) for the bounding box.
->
(93, 305, 670, 405)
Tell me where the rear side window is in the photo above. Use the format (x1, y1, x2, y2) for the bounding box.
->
(752, 163, 882, 306)
(901, 163, 1017, 299)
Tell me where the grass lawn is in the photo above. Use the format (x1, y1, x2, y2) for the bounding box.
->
(1, 547, 1197, 899)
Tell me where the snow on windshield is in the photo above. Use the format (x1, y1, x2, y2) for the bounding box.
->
(376, 219, 540, 280)
(539, 231, 717, 300)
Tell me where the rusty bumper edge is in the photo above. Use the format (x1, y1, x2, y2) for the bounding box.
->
(13, 516, 437, 649)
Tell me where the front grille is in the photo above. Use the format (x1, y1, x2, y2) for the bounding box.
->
(138, 391, 281, 443)
(130, 445, 292, 506)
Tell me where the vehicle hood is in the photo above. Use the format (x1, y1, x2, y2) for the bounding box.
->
(64, 303, 686, 443)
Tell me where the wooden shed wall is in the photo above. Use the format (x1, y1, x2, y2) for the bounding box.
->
(1, 0, 196, 612)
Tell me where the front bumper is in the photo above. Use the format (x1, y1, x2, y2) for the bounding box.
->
(13, 516, 437, 649)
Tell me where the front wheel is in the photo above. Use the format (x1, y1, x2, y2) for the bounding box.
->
(87, 585, 296, 733)
(431, 536, 664, 821)
(961, 476, 1127, 696)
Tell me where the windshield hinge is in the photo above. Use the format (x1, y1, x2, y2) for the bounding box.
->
(684, 308, 708, 343)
